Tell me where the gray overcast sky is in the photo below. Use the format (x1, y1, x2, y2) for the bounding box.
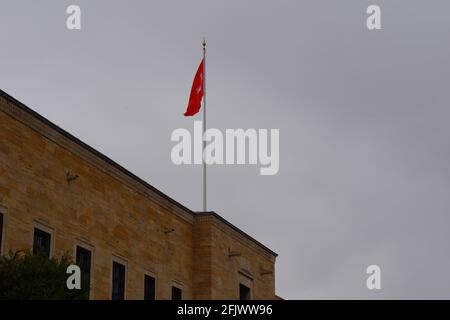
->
(1, 0, 450, 299)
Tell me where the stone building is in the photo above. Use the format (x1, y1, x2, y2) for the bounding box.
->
(0, 89, 277, 300)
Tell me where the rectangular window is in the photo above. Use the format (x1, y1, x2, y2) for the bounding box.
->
(0, 212, 3, 254)
(171, 286, 182, 300)
(239, 284, 251, 300)
(33, 228, 51, 258)
(144, 275, 156, 300)
(112, 261, 126, 300)
(76, 246, 92, 299)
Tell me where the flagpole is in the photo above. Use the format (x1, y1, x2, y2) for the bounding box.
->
(202, 38, 207, 212)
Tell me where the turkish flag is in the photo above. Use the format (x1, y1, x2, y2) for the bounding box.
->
(184, 59, 204, 116)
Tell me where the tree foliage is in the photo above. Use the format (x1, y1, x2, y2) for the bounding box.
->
(0, 250, 89, 300)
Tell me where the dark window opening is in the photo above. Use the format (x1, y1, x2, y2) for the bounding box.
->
(144, 275, 156, 300)
(76, 246, 92, 299)
(0, 213, 3, 253)
(33, 228, 51, 258)
(239, 284, 251, 300)
(112, 261, 126, 300)
(171, 286, 182, 300)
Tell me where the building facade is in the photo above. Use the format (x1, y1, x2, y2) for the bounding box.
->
(0, 90, 277, 300)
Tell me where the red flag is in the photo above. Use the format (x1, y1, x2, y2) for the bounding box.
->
(184, 59, 204, 116)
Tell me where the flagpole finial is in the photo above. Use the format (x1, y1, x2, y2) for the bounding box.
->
(202, 37, 206, 49)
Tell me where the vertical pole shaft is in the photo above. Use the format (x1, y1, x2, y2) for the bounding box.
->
(202, 38, 207, 212)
